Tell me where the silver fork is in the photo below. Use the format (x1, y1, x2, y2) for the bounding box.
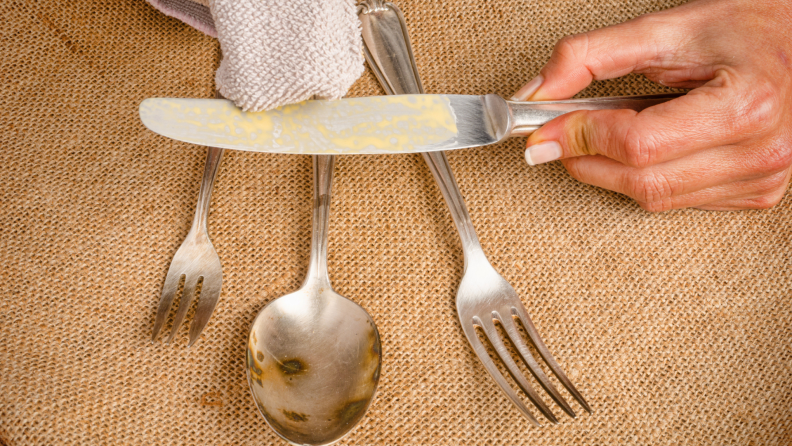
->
(152, 91, 224, 347)
(359, 1, 591, 425)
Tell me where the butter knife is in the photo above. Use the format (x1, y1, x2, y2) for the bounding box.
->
(139, 92, 681, 155)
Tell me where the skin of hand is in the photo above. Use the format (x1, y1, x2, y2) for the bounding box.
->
(512, 0, 792, 211)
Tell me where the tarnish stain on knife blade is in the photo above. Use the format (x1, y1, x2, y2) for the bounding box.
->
(139, 95, 459, 154)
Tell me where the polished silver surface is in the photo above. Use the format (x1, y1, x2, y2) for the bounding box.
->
(152, 91, 224, 347)
(246, 155, 381, 446)
(140, 92, 682, 155)
(360, 0, 591, 425)
(497, 93, 683, 137)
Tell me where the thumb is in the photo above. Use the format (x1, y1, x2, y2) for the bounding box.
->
(512, 12, 686, 101)
(524, 79, 743, 167)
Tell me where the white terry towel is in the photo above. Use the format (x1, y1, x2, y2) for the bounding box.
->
(146, 0, 364, 111)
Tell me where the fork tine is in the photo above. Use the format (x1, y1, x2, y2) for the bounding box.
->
(512, 306, 593, 414)
(152, 271, 183, 342)
(464, 317, 543, 427)
(499, 312, 576, 418)
(187, 278, 222, 347)
(165, 275, 200, 344)
(478, 315, 559, 424)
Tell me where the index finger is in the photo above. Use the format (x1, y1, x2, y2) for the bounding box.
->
(513, 11, 691, 101)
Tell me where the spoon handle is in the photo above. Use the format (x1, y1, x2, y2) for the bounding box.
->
(304, 154, 335, 287)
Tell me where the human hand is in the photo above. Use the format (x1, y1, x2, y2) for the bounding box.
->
(512, 0, 792, 211)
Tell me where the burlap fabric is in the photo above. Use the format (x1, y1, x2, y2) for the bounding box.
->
(1, 0, 790, 444)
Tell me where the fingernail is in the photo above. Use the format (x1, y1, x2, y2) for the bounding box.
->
(525, 141, 562, 166)
(511, 74, 544, 101)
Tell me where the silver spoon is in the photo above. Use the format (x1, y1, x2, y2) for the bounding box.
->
(246, 155, 382, 446)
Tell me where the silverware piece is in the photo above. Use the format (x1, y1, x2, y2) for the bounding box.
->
(151, 92, 224, 347)
(359, 0, 591, 426)
(246, 155, 381, 446)
(139, 92, 682, 155)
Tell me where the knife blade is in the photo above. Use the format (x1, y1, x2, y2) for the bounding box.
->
(139, 93, 682, 155)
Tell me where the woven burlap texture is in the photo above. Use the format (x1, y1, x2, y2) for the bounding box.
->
(1, 0, 790, 444)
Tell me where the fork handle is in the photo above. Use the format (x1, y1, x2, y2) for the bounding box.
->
(360, 1, 485, 263)
(189, 91, 226, 235)
(190, 146, 223, 234)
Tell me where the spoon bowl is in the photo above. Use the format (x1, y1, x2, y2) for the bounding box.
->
(246, 155, 382, 445)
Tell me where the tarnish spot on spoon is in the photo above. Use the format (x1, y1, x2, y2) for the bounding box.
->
(282, 410, 309, 422)
(369, 328, 381, 383)
(279, 359, 308, 376)
(336, 400, 368, 425)
(258, 407, 304, 442)
(247, 349, 264, 387)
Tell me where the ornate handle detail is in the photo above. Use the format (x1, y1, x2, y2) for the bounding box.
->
(358, 0, 392, 14)
(359, 2, 424, 96)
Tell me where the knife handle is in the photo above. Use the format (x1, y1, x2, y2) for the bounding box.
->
(507, 92, 685, 137)
(359, 1, 485, 258)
